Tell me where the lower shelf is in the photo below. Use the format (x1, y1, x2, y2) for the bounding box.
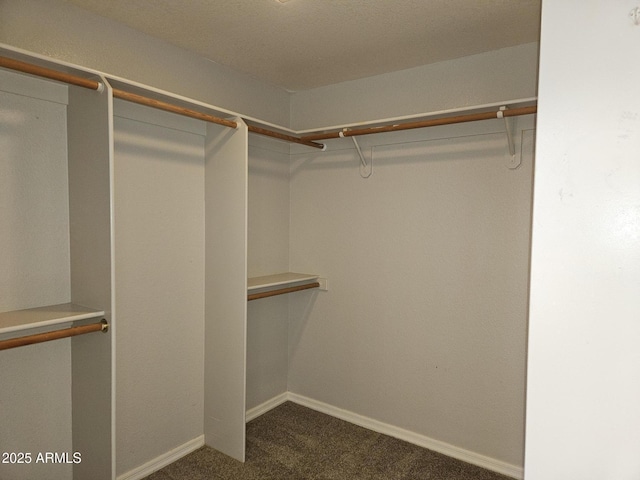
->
(0, 303, 106, 336)
(247, 273, 320, 301)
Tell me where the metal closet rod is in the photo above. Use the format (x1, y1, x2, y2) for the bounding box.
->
(0, 320, 109, 351)
(301, 105, 538, 142)
(0, 55, 324, 150)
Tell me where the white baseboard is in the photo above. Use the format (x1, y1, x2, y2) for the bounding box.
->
(246, 391, 289, 422)
(117, 435, 205, 480)
(248, 392, 523, 480)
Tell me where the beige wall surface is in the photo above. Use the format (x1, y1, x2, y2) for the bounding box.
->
(289, 117, 535, 467)
(247, 135, 291, 411)
(113, 101, 206, 475)
(0, 341, 73, 480)
(290, 42, 539, 131)
(0, 73, 70, 312)
(0, 71, 73, 480)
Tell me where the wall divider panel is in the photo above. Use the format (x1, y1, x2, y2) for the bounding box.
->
(67, 80, 115, 480)
(204, 118, 249, 462)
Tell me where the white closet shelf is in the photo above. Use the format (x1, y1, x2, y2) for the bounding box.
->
(0, 303, 105, 335)
(248, 273, 320, 301)
(248, 272, 319, 291)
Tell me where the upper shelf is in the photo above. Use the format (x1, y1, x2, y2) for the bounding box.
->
(248, 273, 320, 301)
(0, 303, 106, 336)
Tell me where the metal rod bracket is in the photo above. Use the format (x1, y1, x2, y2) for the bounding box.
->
(341, 129, 372, 178)
(499, 106, 521, 169)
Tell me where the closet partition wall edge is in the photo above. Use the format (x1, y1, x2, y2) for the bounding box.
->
(67, 80, 115, 479)
(204, 118, 249, 462)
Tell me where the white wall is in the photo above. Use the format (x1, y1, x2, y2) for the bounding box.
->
(113, 101, 205, 475)
(289, 116, 535, 470)
(0, 71, 70, 312)
(0, 0, 291, 127)
(290, 42, 539, 131)
(525, 1, 640, 478)
(0, 70, 73, 480)
(247, 135, 291, 410)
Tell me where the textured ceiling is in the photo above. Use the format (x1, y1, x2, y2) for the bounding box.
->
(65, 0, 541, 91)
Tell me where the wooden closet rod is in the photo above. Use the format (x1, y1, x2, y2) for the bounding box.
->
(110, 88, 238, 128)
(0, 55, 237, 128)
(107, 92, 325, 147)
(0, 320, 109, 351)
(0, 55, 325, 148)
(247, 282, 320, 301)
(301, 105, 538, 142)
(0, 55, 101, 90)
(2, 55, 533, 148)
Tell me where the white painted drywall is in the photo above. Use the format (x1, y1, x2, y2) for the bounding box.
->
(246, 135, 291, 410)
(290, 43, 539, 131)
(0, 0, 290, 127)
(0, 72, 70, 311)
(0, 342, 73, 480)
(289, 117, 535, 468)
(0, 70, 72, 480)
(525, 1, 640, 478)
(113, 101, 205, 475)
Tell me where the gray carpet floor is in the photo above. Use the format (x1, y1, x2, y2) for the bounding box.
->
(145, 402, 514, 480)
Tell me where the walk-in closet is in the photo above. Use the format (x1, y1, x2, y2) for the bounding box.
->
(2, 1, 640, 480)
(0, 46, 534, 480)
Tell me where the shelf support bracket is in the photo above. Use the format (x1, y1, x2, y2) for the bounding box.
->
(353, 137, 373, 178)
(499, 106, 520, 169)
(340, 129, 372, 178)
